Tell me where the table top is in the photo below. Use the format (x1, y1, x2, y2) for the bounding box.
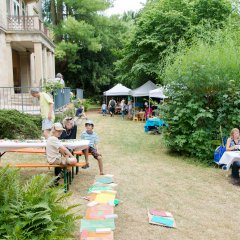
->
(0, 139, 90, 154)
(219, 151, 240, 170)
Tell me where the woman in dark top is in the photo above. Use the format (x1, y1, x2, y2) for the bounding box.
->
(59, 117, 77, 140)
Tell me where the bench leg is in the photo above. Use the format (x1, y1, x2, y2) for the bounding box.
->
(76, 154, 80, 175)
(64, 168, 68, 193)
(68, 169, 72, 185)
(72, 166, 74, 179)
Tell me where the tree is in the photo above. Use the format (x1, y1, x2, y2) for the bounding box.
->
(43, 0, 128, 96)
(115, 0, 233, 88)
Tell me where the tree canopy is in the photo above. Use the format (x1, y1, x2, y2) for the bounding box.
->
(43, 0, 129, 96)
(115, 0, 233, 88)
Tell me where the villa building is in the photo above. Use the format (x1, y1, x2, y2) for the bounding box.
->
(0, 0, 55, 89)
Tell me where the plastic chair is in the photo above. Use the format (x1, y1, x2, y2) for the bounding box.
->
(138, 112, 146, 121)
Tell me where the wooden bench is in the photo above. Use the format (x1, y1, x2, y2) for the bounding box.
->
(6, 148, 92, 176)
(0, 162, 86, 192)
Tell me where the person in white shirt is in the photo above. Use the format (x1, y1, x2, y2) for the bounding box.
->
(55, 73, 65, 87)
(101, 102, 107, 116)
(46, 123, 77, 165)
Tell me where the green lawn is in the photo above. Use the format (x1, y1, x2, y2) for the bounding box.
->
(2, 112, 240, 239)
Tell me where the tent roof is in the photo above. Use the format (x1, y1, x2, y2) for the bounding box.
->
(149, 87, 168, 99)
(131, 80, 157, 97)
(104, 83, 131, 96)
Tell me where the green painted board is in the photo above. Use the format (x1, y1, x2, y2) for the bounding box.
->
(80, 219, 115, 232)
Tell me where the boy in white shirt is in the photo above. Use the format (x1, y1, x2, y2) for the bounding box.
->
(46, 123, 77, 165)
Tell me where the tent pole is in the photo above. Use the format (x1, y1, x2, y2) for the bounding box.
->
(149, 96, 150, 118)
(134, 97, 135, 118)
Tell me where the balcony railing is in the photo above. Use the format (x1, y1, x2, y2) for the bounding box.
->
(7, 15, 50, 38)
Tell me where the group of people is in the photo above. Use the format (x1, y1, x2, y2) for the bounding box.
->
(30, 88, 104, 186)
(101, 98, 153, 120)
(101, 98, 133, 119)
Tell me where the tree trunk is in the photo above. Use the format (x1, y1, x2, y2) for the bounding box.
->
(56, 0, 63, 24)
(50, 0, 57, 25)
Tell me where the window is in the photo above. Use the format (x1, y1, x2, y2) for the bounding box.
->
(22, 0, 26, 16)
(13, 0, 20, 16)
(6, 0, 10, 15)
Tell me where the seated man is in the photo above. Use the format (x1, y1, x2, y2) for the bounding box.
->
(46, 123, 77, 184)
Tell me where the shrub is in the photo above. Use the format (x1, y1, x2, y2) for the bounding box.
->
(0, 110, 41, 139)
(74, 99, 89, 112)
(55, 106, 76, 123)
(161, 28, 240, 163)
(0, 167, 80, 239)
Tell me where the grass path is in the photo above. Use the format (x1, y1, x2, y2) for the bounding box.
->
(2, 112, 240, 239)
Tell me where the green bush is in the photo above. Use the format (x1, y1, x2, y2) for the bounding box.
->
(0, 110, 41, 139)
(0, 167, 80, 240)
(74, 99, 89, 112)
(55, 107, 76, 123)
(161, 28, 240, 163)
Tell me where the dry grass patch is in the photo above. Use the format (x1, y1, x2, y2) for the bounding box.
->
(1, 112, 240, 239)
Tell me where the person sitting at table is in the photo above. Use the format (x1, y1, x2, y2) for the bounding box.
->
(226, 128, 240, 185)
(60, 117, 77, 140)
(46, 122, 77, 185)
(55, 117, 77, 177)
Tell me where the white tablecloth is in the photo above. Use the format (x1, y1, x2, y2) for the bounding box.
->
(219, 151, 240, 171)
(0, 139, 90, 155)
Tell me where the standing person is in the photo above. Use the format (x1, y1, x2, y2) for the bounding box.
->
(101, 102, 107, 116)
(226, 128, 240, 185)
(80, 120, 104, 175)
(120, 99, 126, 120)
(55, 73, 65, 87)
(30, 88, 55, 138)
(108, 98, 116, 117)
(128, 100, 133, 119)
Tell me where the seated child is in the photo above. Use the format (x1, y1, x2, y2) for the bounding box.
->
(46, 122, 77, 166)
(80, 120, 104, 175)
(75, 105, 87, 119)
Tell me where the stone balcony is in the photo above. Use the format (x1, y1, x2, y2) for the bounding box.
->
(0, 15, 52, 41)
(7, 15, 51, 39)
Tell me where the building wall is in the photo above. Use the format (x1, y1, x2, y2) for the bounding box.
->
(0, 31, 14, 87)
(0, 0, 7, 28)
(27, 1, 42, 18)
(0, 0, 55, 88)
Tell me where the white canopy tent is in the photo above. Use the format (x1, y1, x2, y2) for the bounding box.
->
(104, 83, 131, 96)
(103, 83, 132, 106)
(131, 80, 157, 97)
(130, 81, 157, 117)
(149, 87, 168, 99)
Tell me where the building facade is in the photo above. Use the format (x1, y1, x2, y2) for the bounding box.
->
(0, 0, 55, 89)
